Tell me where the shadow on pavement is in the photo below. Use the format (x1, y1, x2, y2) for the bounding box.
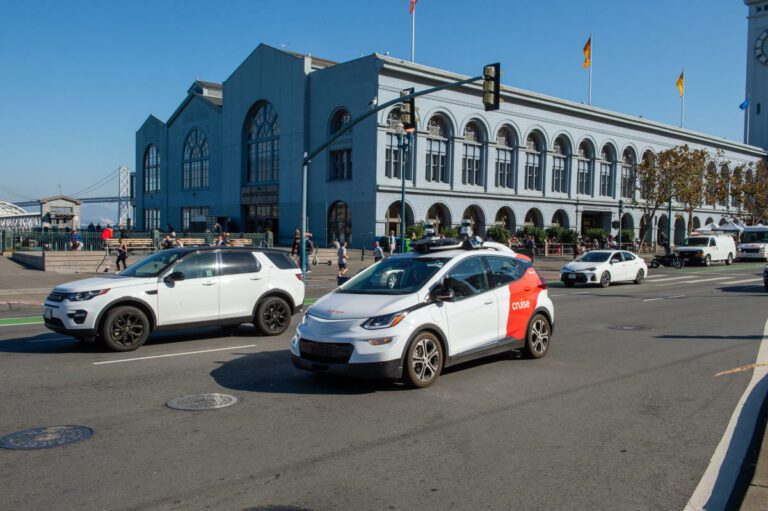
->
(719, 285, 766, 294)
(210, 349, 408, 395)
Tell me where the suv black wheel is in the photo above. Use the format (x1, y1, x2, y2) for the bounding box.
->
(403, 332, 443, 388)
(523, 313, 551, 359)
(255, 296, 291, 335)
(100, 306, 150, 352)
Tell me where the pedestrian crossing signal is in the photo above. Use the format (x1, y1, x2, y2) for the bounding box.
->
(400, 88, 416, 130)
(483, 63, 501, 111)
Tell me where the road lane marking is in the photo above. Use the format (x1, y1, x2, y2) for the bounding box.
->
(642, 298, 663, 302)
(685, 316, 768, 510)
(0, 316, 43, 327)
(642, 295, 686, 302)
(668, 295, 686, 299)
(681, 277, 730, 284)
(92, 344, 258, 365)
(0, 321, 43, 327)
(719, 278, 763, 286)
(647, 276, 699, 283)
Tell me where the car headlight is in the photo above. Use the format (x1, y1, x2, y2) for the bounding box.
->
(65, 289, 109, 301)
(301, 309, 310, 325)
(362, 311, 408, 330)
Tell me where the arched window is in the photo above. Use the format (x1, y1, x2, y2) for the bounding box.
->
(425, 115, 451, 183)
(461, 121, 484, 187)
(620, 148, 635, 199)
(552, 137, 569, 193)
(495, 126, 516, 189)
(245, 102, 279, 184)
(328, 109, 352, 181)
(385, 109, 402, 179)
(524, 133, 543, 191)
(599, 145, 616, 197)
(143, 144, 160, 193)
(576, 141, 594, 195)
(182, 129, 209, 189)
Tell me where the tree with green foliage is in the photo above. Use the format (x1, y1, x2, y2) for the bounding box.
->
(486, 225, 510, 243)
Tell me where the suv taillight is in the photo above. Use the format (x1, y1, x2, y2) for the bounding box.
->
(295, 273, 303, 281)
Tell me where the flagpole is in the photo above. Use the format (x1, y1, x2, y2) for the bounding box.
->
(680, 68, 685, 128)
(746, 99, 751, 144)
(411, 8, 415, 62)
(588, 34, 592, 106)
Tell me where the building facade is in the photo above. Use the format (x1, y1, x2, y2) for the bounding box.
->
(137, 42, 766, 247)
(745, 0, 768, 148)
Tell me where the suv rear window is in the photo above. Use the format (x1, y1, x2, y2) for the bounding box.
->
(265, 252, 299, 270)
(221, 251, 260, 275)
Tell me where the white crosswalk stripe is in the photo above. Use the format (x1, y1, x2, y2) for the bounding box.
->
(647, 275, 699, 283)
(681, 276, 731, 284)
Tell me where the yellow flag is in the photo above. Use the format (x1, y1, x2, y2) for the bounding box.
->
(676, 70, 684, 97)
(582, 36, 592, 69)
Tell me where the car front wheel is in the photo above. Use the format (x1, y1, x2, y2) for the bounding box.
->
(600, 271, 611, 288)
(704, 255, 711, 267)
(255, 296, 291, 336)
(100, 306, 150, 352)
(403, 332, 443, 388)
(523, 313, 551, 359)
(726, 253, 733, 265)
(634, 269, 645, 284)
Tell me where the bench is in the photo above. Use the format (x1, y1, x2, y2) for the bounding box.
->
(104, 238, 155, 254)
(176, 237, 206, 247)
(227, 238, 253, 247)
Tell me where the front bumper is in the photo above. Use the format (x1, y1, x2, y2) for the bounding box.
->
(561, 271, 596, 284)
(43, 301, 99, 337)
(291, 354, 403, 379)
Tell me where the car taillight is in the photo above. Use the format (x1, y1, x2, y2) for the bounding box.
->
(295, 273, 303, 281)
(535, 271, 547, 290)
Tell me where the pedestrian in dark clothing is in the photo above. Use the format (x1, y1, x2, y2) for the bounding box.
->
(291, 228, 300, 256)
(115, 237, 128, 272)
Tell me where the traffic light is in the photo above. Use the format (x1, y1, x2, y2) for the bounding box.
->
(482, 63, 501, 111)
(400, 88, 416, 130)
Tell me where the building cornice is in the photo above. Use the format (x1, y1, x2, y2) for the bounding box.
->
(376, 55, 766, 158)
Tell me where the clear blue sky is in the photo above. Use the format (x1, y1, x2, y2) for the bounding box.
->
(0, 0, 753, 216)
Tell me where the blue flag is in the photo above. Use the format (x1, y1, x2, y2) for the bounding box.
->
(739, 99, 750, 110)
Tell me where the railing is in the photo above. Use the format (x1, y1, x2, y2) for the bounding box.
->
(8, 230, 273, 252)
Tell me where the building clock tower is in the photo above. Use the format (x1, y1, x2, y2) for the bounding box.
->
(745, 1, 768, 148)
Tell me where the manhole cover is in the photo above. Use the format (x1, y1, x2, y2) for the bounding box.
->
(608, 325, 648, 331)
(166, 393, 240, 411)
(0, 425, 93, 450)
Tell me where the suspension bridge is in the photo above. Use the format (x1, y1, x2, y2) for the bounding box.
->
(1, 166, 133, 230)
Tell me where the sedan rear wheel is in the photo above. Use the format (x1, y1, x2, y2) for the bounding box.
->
(523, 313, 551, 359)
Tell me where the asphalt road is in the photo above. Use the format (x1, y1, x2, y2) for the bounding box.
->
(0, 262, 766, 510)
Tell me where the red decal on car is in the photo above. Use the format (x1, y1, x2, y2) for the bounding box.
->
(505, 271, 540, 339)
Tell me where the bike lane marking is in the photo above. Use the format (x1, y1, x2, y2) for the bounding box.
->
(718, 278, 763, 286)
(681, 277, 731, 285)
(92, 344, 259, 365)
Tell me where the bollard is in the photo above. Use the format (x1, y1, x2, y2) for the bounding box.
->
(361, 246, 365, 260)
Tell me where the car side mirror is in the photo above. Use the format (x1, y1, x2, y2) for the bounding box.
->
(431, 285, 455, 302)
(165, 271, 185, 283)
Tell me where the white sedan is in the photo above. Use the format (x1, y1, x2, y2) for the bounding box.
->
(560, 250, 648, 288)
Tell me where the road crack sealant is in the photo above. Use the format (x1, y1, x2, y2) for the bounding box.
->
(685, 317, 768, 510)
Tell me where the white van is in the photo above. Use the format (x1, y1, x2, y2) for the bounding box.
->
(738, 226, 768, 261)
(676, 235, 736, 266)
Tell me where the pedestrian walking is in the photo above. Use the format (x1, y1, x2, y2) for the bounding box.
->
(388, 230, 396, 255)
(115, 236, 128, 272)
(337, 241, 349, 277)
(373, 240, 384, 262)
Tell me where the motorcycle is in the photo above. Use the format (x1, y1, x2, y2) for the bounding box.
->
(650, 252, 685, 269)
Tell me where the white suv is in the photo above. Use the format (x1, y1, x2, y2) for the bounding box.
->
(291, 239, 554, 388)
(43, 247, 305, 351)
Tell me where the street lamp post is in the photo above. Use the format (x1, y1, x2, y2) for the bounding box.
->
(617, 199, 624, 248)
(396, 127, 412, 253)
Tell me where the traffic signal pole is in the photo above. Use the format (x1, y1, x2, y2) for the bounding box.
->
(299, 66, 500, 278)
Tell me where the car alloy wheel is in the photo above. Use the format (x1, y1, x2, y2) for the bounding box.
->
(404, 332, 443, 388)
(634, 269, 645, 284)
(257, 297, 290, 335)
(600, 271, 611, 288)
(100, 306, 150, 352)
(524, 314, 551, 359)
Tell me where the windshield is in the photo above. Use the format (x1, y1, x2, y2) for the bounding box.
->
(119, 250, 184, 277)
(577, 252, 611, 263)
(683, 237, 709, 247)
(338, 257, 449, 295)
(742, 231, 768, 243)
